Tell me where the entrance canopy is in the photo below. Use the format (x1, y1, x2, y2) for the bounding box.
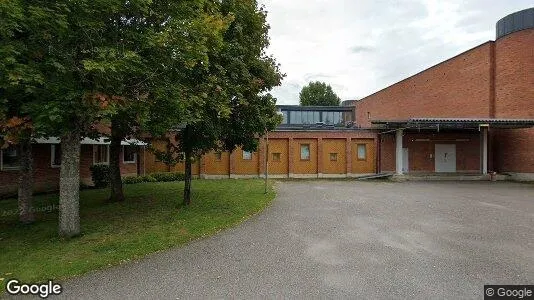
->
(372, 118, 534, 130)
(372, 118, 534, 176)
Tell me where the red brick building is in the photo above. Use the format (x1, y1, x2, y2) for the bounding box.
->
(355, 8, 534, 180)
(0, 138, 146, 197)
(1, 8, 533, 197)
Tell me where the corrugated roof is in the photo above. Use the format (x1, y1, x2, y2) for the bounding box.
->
(371, 118, 534, 129)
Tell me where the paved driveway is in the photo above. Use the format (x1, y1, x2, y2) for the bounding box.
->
(58, 181, 534, 299)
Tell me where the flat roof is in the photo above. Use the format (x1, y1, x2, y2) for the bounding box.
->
(371, 118, 534, 130)
(277, 105, 353, 112)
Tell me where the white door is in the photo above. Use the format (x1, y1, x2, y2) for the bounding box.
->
(402, 148, 409, 173)
(435, 144, 456, 173)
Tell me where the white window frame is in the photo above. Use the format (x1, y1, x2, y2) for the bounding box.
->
(51, 144, 61, 168)
(122, 145, 137, 164)
(93, 145, 110, 165)
(0, 146, 20, 171)
(242, 150, 252, 160)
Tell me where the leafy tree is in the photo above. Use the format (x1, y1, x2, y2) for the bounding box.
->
(2, 0, 228, 236)
(299, 81, 341, 106)
(0, 0, 71, 224)
(172, 0, 284, 205)
(88, 0, 229, 203)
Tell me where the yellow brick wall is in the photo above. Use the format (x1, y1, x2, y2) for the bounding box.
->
(292, 139, 318, 174)
(267, 139, 289, 174)
(351, 139, 376, 174)
(145, 139, 199, 175)
(234, 148, 259, 175)
(322, 139, 347, 174)
(203, 151, 230, 175)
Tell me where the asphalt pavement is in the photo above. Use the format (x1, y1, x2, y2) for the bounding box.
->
(54, 180, 534, 299)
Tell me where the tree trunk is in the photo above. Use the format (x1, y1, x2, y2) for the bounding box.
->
(18, 137, 34, 224)
(109, 124, 125, 202)
(183, 150, 192, 206)
(59, 130, 81, 238)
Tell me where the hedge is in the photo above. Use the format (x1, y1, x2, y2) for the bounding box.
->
(122, 172, 184, 185)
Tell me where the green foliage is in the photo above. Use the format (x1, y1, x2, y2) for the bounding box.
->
(173, 0, 284, 158)
(299, 81, 341, 106)
(122, 173, 184, 184)
(89, 165, 111, 188)
(151, 172, 186, 182)
(122, 176, 145, 185)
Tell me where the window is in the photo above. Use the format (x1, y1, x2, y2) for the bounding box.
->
(343, 111, 353, 122)
(1, 145, 19, 170)
(272, 153, 281, 162)
(330, 153, 338, 161)
(323, 111, 334, 124)
(290, 111, 301, 124)
(281, 111, 288, 124)
(367, 112, 371, 120)
(93, 145, 109, 165)
(333, 112, 341, 125)
(357, 144, 367, 160)
(123, 146, 136, 164)
(300, 144, 310, 160)
(308, 111, 315, 124)
(242, 150, 252, 160)
(215, 152, 222, 161)
(313, 111, 320, 123)
(51, 144, 61, 167)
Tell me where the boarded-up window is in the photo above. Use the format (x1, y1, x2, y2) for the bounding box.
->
(272, 153, 281, 162)
(357, 144, 367, 160)
(243, 151, 252, 160)
(300, 144, 310, 160)
(330, 153, 338, 161)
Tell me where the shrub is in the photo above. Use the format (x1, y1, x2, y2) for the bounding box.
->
(151, 172, 185, 182)
(122, 176, 145, 184)
(143, 175, 158, 182)
(122, 172, 184, 185)
(89, 165, 110, 188)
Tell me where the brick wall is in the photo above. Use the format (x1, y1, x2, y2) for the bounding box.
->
(493, 29, 534, 173)
(355, 28, 534, 174)
(1, 143, 142, 197)
(351, 138, 376, 174)
(402, 132, 481, 173)
(142, 130, 378, 178)
(355, 42, 494, 128)
(265, 139, 289, 175)
(322, 139, 346, 174)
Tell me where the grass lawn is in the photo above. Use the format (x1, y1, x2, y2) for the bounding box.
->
(0, 179, 275, 294)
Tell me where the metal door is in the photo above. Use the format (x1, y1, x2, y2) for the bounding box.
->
(435, 144, 456, 172)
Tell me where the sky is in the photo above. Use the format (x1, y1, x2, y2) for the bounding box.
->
(258, 0, 532, 105)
